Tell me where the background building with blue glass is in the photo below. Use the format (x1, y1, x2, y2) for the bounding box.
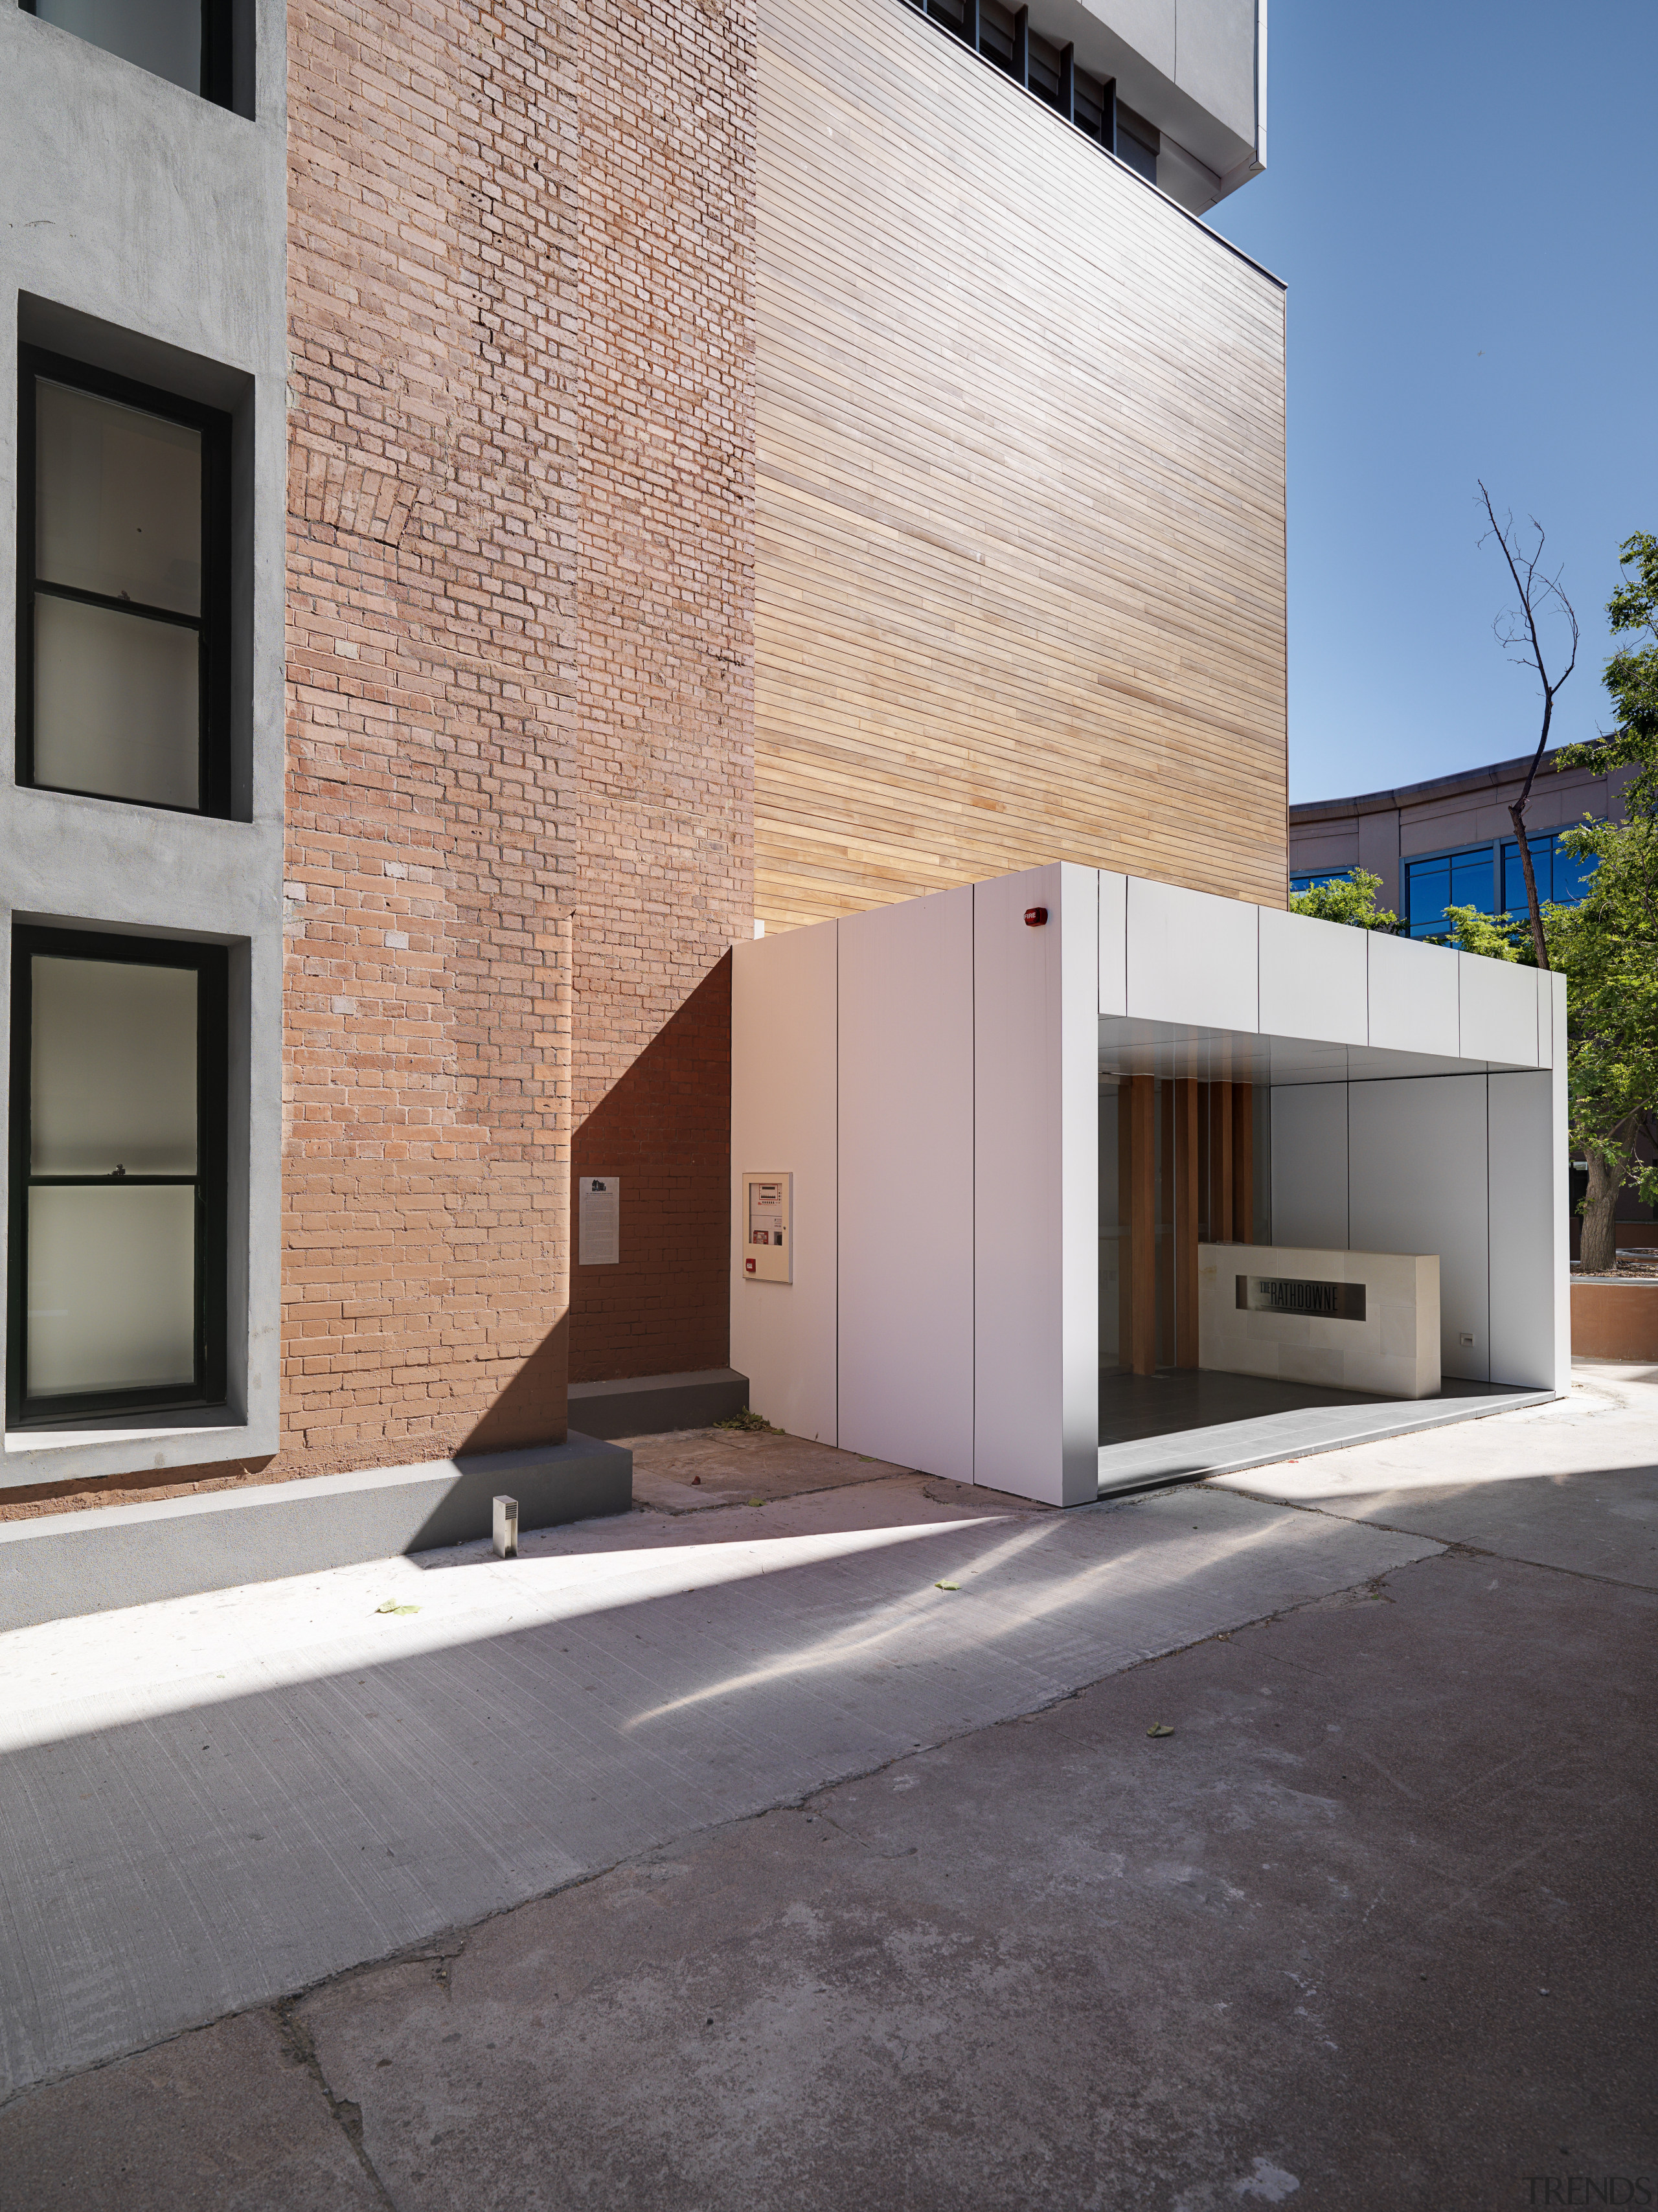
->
(1291, 745, 1650, 1258)
(1288, 747, 1631, 938)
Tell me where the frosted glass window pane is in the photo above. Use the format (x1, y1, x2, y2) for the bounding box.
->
(34, 594, 199, 809)
(34, 0, 199, 96)
(27, 1185, 196, 1397)
(32, 958, 197, 1175)
(36, 381, 201, 615)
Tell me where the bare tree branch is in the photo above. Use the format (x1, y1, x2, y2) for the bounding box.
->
(1477, 481, 1580, 969)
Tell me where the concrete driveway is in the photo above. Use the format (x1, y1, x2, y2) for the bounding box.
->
(1, 1365, 1654, 2210)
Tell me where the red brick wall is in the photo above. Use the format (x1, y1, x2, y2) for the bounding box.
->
(279, 0, 585, 1480)
(570, 0, 755, 1381)
(280, 0, 754, 1463)
(1, 0, 754, 1518)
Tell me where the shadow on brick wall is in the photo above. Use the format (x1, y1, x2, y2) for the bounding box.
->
(571, 955, 732, 1385)
(460, 1310, 571, 1456)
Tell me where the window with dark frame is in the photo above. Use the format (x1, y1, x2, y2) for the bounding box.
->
(6, 928, 228, 1428)
(1113, 100, 1159, 183)
(912, 0, 1124, 163)
(18, 0, 234, 107)
(1402, 831, 1601, 940)
(17, 347, 231, 817)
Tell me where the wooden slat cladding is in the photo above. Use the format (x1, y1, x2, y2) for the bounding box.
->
(754, 0, 1288, 928)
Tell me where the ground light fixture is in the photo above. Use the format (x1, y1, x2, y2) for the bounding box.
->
(493, 1496, 519, 1559)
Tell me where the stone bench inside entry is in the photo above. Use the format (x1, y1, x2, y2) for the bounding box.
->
(1198, 1243, 1441, 1400)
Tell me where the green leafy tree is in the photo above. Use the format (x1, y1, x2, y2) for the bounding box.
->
(1443, 905, 1534, 964)
(1288, 869, 1397, 931)
(1549, 818, 1658, 1270)
(1454, 815, 1658, 1271)
(1453, 533, 1658, 1267)
(1555, 530, 1658, 819)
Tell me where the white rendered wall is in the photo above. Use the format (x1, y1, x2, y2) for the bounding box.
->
(1347, 1076, 1490, 1382)
(1098, 870, 1128, 1017)
(1550, 972, 1571, 1386)
(1452, 947, 1549, 1066)
(1488, 1072, 1559, 1387)
(1126, 875, 1259, 1032)
(1258, 907, 1367, 1046)
(731, 924, 839, 1444)
(1368, 933, 1459, 1057)
(1269, 1085, 1347, 1249)
(1459, 950, 1541, 1066)
(1269, 1062, 1565, 1393)
(837, 888, 975, 1482)
(974, 864, 1100, 1506)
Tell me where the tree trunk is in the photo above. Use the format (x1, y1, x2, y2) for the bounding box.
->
(1508, 798, 1550, 969)
(1580, 1120, 1637, 1274)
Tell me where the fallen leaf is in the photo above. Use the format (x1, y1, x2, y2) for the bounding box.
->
(745, 1497, 766, 1507)
(376, 1601, 421, 1616)
(1147, 1722, 1175, 1738)
(935, 1581, 959, 1592)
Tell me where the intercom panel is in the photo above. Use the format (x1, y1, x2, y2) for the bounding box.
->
(741, 1171, 791, 1282)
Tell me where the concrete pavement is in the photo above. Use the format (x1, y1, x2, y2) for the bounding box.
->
(1, 1366, 1655, 2209)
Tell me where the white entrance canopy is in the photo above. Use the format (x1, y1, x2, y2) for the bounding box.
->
(731, 864, 1568, 1508)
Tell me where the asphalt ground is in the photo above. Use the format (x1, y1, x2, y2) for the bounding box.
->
(1, 1364, 1654, 2211)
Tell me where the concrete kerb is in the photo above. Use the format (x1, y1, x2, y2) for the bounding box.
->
(0, 1432, 633, 1633)
(1096, 1384, 1560, 1494)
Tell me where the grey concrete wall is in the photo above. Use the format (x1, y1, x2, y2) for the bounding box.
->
(0, 1434, 634, 1632)
(567, 1370, 750, 1440)
(1268, 1055, 1569, 1394)
(1039, 0, 1262, 206)
(0, 3, 288, 1486)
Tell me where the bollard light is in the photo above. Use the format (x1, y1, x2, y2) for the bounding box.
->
(493, 1495, 519, 1559)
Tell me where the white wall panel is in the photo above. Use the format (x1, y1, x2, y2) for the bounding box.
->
(1488, 1071, 1563, 1387)
(1367, 934, 1458, 1057)
(1258, 906, 1367, 1046)
(1058, 866, 1101, 1504)
(1126, 875, 1258, 1033)
(837, 888, 975, 1481)
(974, 864, 1098, 1506)
(1550, 973, 1571, 1384)
(1348, 1076, 1489, 1381)
(1098, 870, 1127, 1017)
(1268, 1085, 1347, 1250)
(1459, 952, 1539, 1067)
(730, 925, 839, 1444)
(1534, 967, 1554, 1070)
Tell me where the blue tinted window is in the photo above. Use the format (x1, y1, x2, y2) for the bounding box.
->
(1449, 847, 1493, 912)
(1549, 831, 1598, 905)
(1501, 835, 1552, 910)
(1407, 843, 1498, 934)
(1406, 856, 1451, 936)
(1499, 830, 1599, 910)
(1290, 870, 1352, 894)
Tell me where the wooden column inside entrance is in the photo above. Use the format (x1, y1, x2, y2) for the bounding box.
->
(1175, 1077, 1199, 1368)
(1126, 1073, 1157, 1377)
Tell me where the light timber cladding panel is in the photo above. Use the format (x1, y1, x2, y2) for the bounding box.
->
(755, 0, 1288, 930)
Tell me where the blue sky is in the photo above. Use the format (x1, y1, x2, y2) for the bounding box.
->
(1207, 0, 1658, 805)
